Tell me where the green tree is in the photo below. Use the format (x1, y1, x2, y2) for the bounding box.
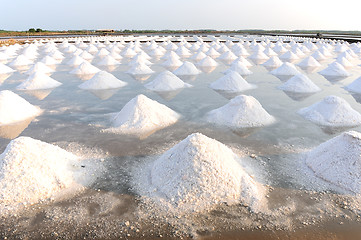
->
(35, 28, 43, 32)
(28, 28, 35, 33)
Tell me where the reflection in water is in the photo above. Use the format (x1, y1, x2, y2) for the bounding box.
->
(129, 74, 152, 82)
(199, 66, 217, 73)
(177, 74, 198, 82)
(298, 66, 320, 74)
(272, 74, 294, 82)
(249, 59, 268, 65)
(282, 91, 317, 102)
(153, 89, 183, 101)
(320, 75, 348, 83)
(88, 89, 119, 100)
(319, 125, 355, 135)
(23, 89, 54, 100)
(351, 93, 361, 104)
(99, 65, 118, 72)
(214, 89, 242, 100)
(75, 73, 97, 81)
(0, 117, 35, 139)
(232, 127, 259, 138)
(163, 66, 179, 71)
(0, 73, 13, 84)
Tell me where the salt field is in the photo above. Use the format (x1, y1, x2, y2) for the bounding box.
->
(1, 34, 361, 239)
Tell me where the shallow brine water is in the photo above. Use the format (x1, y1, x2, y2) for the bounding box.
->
(1, 36, 361, 239)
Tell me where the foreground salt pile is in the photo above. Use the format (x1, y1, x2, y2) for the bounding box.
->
(298, 96, 361, 127)
(134, 133, 266, 213)
(0, 90, 42, 125)
(145, 71, 192, 91)
(107, 94, 180, 136)
(210, 71, 256, 92)
(78, 71, 127, 90)
(278, 74, 321, 93)
(0, 137, 89, 213)
(305, 131, 361, 194)
(206, 95, 275, 128)
(17, 72, 62, 90)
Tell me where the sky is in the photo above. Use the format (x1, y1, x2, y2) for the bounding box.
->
(1, 0, 361, 31)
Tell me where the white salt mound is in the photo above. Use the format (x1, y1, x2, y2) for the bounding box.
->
(143, 133, 266, 213)
(198, 56, 219, 67)
(109, 94, 180, 135)
(278, 74, 321, 93)
(225, 61, 253, 76)
(79, 71, 127, 90)
(206, 95, 275, 128)
(25, 62, 54, 75)
(210, 71, 256, 92)
(173, 61, 201, 75)
(126, 63, 154, 75)
(70, 61, 100, 75)
(306, 131, 361, 194)
(298, 95, 361, 127)
(0, 90, 42, 125)
(319, 62, 351, 77)
(0, 137, 82, 212)
(17, 72, 62, 90)
(144, 71, 192, 91)
(346, 76, 361, 94)
(297, 56, 321, 68)
(262, 56, 283, 68)
(270, 62, 300, 76)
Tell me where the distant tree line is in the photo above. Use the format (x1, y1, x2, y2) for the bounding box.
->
(28, 28, 44, 33)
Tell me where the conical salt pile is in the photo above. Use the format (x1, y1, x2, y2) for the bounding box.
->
(197, 56, 219, 67)
(97, 55, 119, 66)
(297, 56, 321, 68)
(17, 72, 62, 90)
(25, 62, 55, 75)
(278, 74, 321, 93)
(162, 54, 183, 68)
(139, 132, 266, 212)
(67, 55, 86, 66)
(225, 61, 253, 76)
(270, 62, 300, 76)
(0, 137, 83, 212)
(40, 54, 58, 65)
(298, 95, 361, 127)
(69, 61, 101, 75)
(305, 131, 361, 194)
(144, 71, 192, 91)
(9, 55, 33, 67)
(262, 56, 283, 68)
(0, 90, 42, 125)
(109, 94, 180, 135)
(173, 61, 201, 75)
(206, 95, 275, 128)
(191, 51, 207, 61)
(319, 62, 350, 77)
(210, 71, 256, 92)
(126, 62, 154, 75)
(279, 51, 299, 62)
(78, 71, 127, 90)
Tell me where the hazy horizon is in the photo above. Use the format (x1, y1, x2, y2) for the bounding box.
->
(2, 0, 360, 32)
